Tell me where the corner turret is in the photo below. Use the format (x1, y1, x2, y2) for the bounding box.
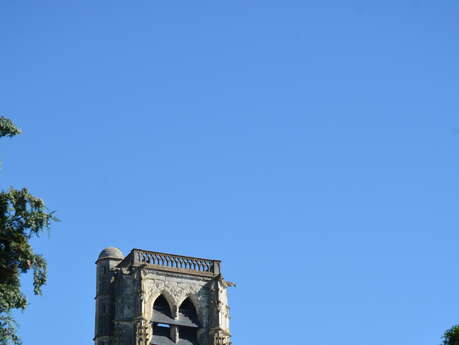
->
(95, 247, 124, 345)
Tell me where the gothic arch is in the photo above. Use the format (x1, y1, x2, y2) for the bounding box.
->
(177, 293, 200, 313)
(177, 295, 201, 345)
(154, 295, 172, 315)
(148, 290, 177, 320)
(178, 294, 202, 325)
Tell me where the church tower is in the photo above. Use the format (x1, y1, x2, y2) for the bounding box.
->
(95, 247, 233, 345)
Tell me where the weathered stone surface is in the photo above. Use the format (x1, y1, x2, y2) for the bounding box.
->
(94, 248, 232, 345)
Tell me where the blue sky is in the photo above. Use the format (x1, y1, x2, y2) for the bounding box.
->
(1, 1, 459, 344)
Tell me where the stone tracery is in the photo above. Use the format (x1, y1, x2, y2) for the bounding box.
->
(95, 247, 232, 345)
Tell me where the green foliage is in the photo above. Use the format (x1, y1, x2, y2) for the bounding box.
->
(0, 118, 21, 138)
(0, 117, 57, 345)
(442, 325, 459, 345)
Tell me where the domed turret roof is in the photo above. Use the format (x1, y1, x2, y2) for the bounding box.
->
(98, 247, 124, 260)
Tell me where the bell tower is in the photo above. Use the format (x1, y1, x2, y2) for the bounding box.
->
(94, 247, 233, 345)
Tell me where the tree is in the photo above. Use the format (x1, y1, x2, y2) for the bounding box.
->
(442, 325, 459, 345)
(0, 117, 57, 345)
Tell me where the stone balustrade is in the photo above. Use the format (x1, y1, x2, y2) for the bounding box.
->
(124, 249, 221, 275)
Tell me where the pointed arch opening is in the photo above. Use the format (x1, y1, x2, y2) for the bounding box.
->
(152, 294, 174, 342)
(178, 297, 199, 344)
(178, 298, 199, 324)
(153, 295, 172, 319)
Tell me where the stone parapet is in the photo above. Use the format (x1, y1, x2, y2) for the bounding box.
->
(119, 249, 221, 276)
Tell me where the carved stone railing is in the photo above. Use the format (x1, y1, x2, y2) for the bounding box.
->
(124, 249, 221, 275)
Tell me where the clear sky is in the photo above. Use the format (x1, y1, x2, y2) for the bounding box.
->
(1, 1, 459, 345)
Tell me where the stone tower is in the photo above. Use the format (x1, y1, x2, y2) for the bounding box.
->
(95, 247, 233, 345)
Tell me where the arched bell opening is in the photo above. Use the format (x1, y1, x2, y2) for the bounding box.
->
(152, 295, 175, 343)
(178, 298, 199, 326)
(152, 295, 173, 322)
(177, 297, 200, 344)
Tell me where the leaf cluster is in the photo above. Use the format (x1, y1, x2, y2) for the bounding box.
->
(0, 117, 57, 345)
(0, 118, 21, 138)
(443, 325, 459, 345)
